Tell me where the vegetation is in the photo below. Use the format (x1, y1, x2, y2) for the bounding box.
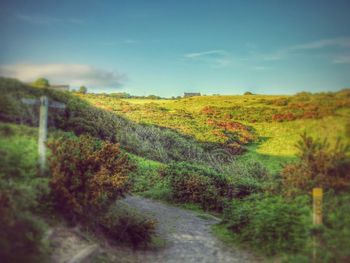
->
(78, 90, 350, 171)
(32, 78, 50, 88)
(48, 134, 133, 222)
(78, 85, 87, 94)
(98, 202, 156, 247)
(0, 123, 49, 263)
(0, 122, 157, 260)
(0, 77, 227, 166)
(280, 133, 350, 195)
(1, 77, 349, 261)
(223, 195, 311, 255)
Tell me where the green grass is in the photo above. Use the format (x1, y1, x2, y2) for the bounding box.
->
(0, 123, 50, 262)
(211, 223, 237, 245)
(79, 91, 350, 173)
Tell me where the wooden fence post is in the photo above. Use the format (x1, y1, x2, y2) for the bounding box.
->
(38, 96, 48, 175)
(312, 187, 323, 263)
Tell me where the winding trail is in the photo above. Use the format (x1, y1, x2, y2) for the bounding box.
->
(114, 196, 258, 263)
(50, 196, 259, 263)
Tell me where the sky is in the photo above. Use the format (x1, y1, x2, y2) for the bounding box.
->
(0, 0, 350, 96)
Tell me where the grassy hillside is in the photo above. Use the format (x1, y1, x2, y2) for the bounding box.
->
(1, 78, 349, 262)
(0, 77, 233, 166)
(79, 91, 350, 173)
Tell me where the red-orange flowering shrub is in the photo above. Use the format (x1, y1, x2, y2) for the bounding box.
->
(48, 135, 134, 221)
(200, 106, 218, 116)
(272, 113, 296, 122)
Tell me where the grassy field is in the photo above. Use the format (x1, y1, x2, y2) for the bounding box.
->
(80, 91, 350, 173)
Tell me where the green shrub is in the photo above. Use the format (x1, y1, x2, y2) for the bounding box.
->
(284, 192, 350, 262)
(223, 195, 311, 255)
(318, 192, 350, 262)
(48, 134, 134, 222)
(224, 160, 268, 198)
(97, 202, 156, 248)
(281, 133, 350, 195)
(0, 191, 48, 263)
(127, 155, 173, 200)
(129, 156, 163, 193)
(0, 129, 49, 262)
(162, 162, 229, 210)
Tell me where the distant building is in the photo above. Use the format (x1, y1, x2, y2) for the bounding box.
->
(184, 92, 201, 98)
(49, 85, 70, 91)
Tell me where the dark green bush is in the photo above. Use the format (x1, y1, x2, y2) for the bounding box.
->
(0, 129, 49, 262)
(223, 195, 311, 255)
(97, 203, 156, 248)
(0, 191, 48, 263)
(318, 192, 350, 262)
(162, 162, 229, 210)
(224, 160, 268, 198)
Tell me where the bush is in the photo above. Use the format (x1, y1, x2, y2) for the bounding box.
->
(48, 134, 134, 222)
(223, 160, 269, 198)
(223, 195, 311, 255)
(162, 162, 229, 210)
(319, 192, 350, 262)
(128, 156, 163, 193)
(280, 133, 350, 195)
(0, 128, 49, 262)
(0, 191, 48, 263)
(97, 202, 156, 248)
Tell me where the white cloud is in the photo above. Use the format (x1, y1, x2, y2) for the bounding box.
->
(332, 55, 350, 64)
(183, 50, 231, 67)
(255, 37, 350, 63)
(289, 37, 350, 50)
(0, 64, 126, 88)
(122, 38, 137, 44)
(252, 66, 269, 71)
(14, 13, 84, 25)
(99, 38, 138, 46)
(184, 50, 227, 58)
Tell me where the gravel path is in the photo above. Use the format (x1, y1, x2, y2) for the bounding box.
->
(115, 196, 259, 263)
(50, 196, 259, 263)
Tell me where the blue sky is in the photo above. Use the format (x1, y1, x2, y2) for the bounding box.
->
(0, 0, 350, 96)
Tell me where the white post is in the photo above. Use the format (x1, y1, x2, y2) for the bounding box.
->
(38, 96, 48, 175)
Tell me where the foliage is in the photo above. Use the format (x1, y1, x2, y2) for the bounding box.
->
(0, 124, 49, 262)
(78, 86, 87, 94)
(284, 192, 350, 262)
(0, 191, 48, 263)
(319, 192, 350, 262)
(76, 87, 350, 171)
(48, 134, 133, 222)
(162, 162, 230, 210)
(223, 195, 311, 255)
(280, 133, 350, 195)
(223, 160, 269, 198)
(0, 77, 225, 166)
(97, 202, 156, 248)
(32, 78, 50, 88)
(129, 156, 162, 192)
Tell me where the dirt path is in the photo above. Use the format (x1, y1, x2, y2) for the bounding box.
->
(50, 196, 259, 263)
(115, 196, 258, 263)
